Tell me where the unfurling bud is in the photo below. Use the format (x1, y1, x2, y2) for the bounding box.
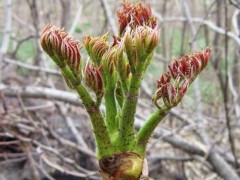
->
(83, 34, 109, 66)
(167, 48, 211, 80)
(145, 27, 160, 54)
(41, 25, 81, 79)
(152, 48, 211, 109)
(123, 26, 159, 69)
(84, 62, 103, 97)
(114, 44, 130, 80)
(124, 28, 137, 71)
(117, 0, 157, 36)
(135, 26, 159, 57)
(102, 48, 118, 77)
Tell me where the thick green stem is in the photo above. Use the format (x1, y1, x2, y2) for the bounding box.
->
(61, 66, 112, 158)
(117, 56, 129, 94)
(119, 61, 146, 150)
(119, 76, 129, 94)
(76, 84, 113, 158)
(136, 105, 169, 153)
(61, 66, 80, 87)
(101, 63, 118, 135)
(104, 86, 117, 134)
(115, 86, 124, 108)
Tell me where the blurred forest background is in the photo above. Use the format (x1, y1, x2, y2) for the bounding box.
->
(0, 0, 240, 179)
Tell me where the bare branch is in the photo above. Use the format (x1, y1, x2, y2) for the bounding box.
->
(3, 58, 60, 75)
(100, 0, 118, 36)
(2, 84, 240, 179)
(0, 0, 12, 84)
(69, 0, 83, 35)
(135, 119, 240, 180)
(152, 10, 240, 46)
(2, 85, 81, 106)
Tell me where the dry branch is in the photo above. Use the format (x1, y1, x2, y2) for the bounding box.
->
(0, 0, 12, 84)
(2, 85, 240, 179)
(100, 0, 118, 35)
(152, 10, 240, 46)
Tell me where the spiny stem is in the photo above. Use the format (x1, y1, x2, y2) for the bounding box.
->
(101, 62, 118, 135)
(115, 84, 124, 108)
(61, 65, 112, 158)
(104, 86, 117, 134)
(119, 76, 129, 94)
(76, 84, 113, 158)
(61, 66, 80, 87)
(136, 105, 169, 153)
(119, 60, 146, 150)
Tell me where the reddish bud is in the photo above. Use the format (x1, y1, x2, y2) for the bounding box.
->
(169, 48, 211, 80)
(84, 62, 104, 96)
(124, 26, 159, 65)
(102, 48, 118, 76)
(115, 44, 131, 81)
(135, 26, 159, 55)
(83, 34, 109, 66)
(124, 28, 134, 54)
(145, 27, 160, 53)
(153, 48, 211, 109)
(117, 0, 157, 36)
(123, 27, 137, 69)
(41, 25, 81, 78)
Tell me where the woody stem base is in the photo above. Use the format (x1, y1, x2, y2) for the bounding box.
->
(99, 152, 144, 180)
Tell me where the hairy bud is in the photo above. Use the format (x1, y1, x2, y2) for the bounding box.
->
(153, 48, 211, 109)
(102, 48, 118, 77)
(114, 44, 130, 79)
(83, 34, 109, 66)
(117, 0, 157, 36)
(84, 62, 104, 97)
(123, 26, 159, 70)
(135, 26, 159, 57)
(41, 25, 81, 79)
